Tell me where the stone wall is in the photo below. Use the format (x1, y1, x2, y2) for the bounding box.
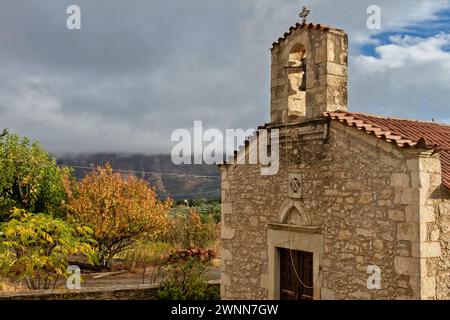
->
(434, 198, 450, 299)
(0, 282, 221, 300)
(0, 284, 160, 300)
(420, 157, 450, 299)
(220, 120, 449, 300)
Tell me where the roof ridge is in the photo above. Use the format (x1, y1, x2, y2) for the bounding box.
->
(271, 22, 346, 50)
(325, 111, 450, 150)
(325, 110, 450, 189)
(346, 111, 450, 128)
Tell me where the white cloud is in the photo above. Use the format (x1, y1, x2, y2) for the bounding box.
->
(351, 33, 450, 121)
(242, 0, 450, 47)
(355, 33, 450, 70)
(1, 0, 450, 153)
(0, 75, 169, 154)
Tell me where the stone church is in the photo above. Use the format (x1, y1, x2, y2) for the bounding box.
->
(219, 19, 450, 300)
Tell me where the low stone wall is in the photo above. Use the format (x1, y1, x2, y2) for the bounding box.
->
(0, 281, 221, 300)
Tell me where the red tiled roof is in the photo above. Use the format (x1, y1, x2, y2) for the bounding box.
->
(324, 111, 450, 189)
(271, 22, 345, 50)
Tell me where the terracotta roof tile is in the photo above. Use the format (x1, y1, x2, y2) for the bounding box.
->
(271, 22, 345, 50)
(324, 111, 450, 189)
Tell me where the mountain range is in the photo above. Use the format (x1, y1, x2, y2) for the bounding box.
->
(57, 153, 221, 200)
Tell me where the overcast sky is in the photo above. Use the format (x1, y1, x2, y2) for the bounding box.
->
(0, 0, 449, 154)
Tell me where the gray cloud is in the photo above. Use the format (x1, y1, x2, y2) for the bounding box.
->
(0, 0, 449, 154)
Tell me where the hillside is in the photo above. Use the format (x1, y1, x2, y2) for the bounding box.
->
(57, 153, 221, 200)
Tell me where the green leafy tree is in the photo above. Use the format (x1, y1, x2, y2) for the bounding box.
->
(0, 131, 70, 221)
(0, 209, 96, 290)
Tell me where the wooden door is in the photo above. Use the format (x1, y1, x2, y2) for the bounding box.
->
(279, 248, 313, 300)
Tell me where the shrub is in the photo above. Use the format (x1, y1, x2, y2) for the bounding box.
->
(118, 241, 175, 284)
(167, 248, 216, 263)
(166, 209, 217, 250)
(0, 209, 96, 290)
(157, 258, 211, 300)
(0, 130, 71, 221)
(0, 276, 25, 292)
(66, 164, 172, 267)
(196, 202, 221, 224)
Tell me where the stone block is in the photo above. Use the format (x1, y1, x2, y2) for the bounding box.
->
(338, 229, 352, 240)
(221, 272, 231, 286)
(356, 228, 372, 237)
(409, 275, 421, 298)
(405, 205, 420, 222)
(222, 181, 230, 190)
(420, 206, 436, 223)
(420, 157, 441, 174)
(321, 288, 336, 300)
(259, 274, 269, 289)
(394, 257, 419, 276)
(438, 202, 450, 217)
(397, 223, 419, 241)
(395, 241, 411, 257)
(410, 242, 421, 258)
(406, 158, 419, 173)
(222, 203, 232, 215)
(221, 248, 233, 261)
(421, 242, 441, 258)
(394, 188, 416, 205)
(221, 226, 235, 240)
(389, 210, 405, 222)
(326, 62, 347, 77)
(373, 239, 384, 250)
(358, 192, 373, 204)
(391, 173, 410, 188)
(429, 228, 440, 242)
(421, 276, 436, 300)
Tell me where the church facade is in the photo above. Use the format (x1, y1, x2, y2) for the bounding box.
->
(219, 21, 450, 300)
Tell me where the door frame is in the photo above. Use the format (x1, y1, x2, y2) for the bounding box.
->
(266, 224, 323, 300)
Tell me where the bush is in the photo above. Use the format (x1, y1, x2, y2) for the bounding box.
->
(165, 209, 217, 250)
(118, 241, 175, 284)
(167, 248, 216, 263)
(0, 209, 96, 290)
(0, 130, 71, 221)
(157, 258, 212, 300)
(66, 164, 172, 267)
(0, 276, 25, 292)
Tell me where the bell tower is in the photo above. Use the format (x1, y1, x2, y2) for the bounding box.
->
(270, 11, 348, 124)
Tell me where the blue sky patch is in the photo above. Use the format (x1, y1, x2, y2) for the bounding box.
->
(360, 8, 450, 57)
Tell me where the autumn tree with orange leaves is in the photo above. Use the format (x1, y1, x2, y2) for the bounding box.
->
(66, 164, 172, 267)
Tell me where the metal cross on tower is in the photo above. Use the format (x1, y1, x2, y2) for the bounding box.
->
(299, 6, 310, 24)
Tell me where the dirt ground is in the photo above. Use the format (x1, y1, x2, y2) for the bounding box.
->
(1, 256, 221, 292)
(52, 257, 222, 290)
(69, 267, 221, 289)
